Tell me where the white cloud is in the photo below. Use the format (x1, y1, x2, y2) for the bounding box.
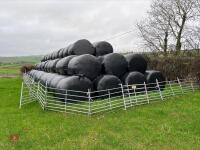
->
(0, 0, 152, 56)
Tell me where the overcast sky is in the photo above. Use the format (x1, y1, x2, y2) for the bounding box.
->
(0, 0, 152, 56)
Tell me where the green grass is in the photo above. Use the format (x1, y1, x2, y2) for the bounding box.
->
(0, 56, 41, 76)
(0, 77, 200, 149)
(0, 65, 21, 75)
(0, 55, 42, 64)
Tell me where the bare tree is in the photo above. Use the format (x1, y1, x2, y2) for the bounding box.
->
(137, 0, 200, 54)
(185, 26, 200, 49)
(137, 0, 172, 55)
(164, 0, 199, 51)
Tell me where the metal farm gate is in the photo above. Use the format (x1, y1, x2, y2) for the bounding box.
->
(19, 74, 199, 115)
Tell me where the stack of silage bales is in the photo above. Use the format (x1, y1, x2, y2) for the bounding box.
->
(28, 39, 165, 102)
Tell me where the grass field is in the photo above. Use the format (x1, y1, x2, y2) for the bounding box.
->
(0, 77, 200, 149)
(0, 64, 21, 75)
(0, 56, 41, 77)
(0, 55, 42, 64)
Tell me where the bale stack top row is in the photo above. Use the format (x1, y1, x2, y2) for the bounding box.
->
(41, 39, 113, 62)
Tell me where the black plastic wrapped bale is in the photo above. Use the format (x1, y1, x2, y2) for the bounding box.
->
(40, 72, 58, 86)
(35, 63, 40, 70)
(122, 71, 146, 92)
(125, 54, 147, 74)
(68, 39, 95, 55)
(58, 48, 64, 58)
(102, 53, 128, 78)
(49, 53, 53, 60)
(93, 75, 121, 99)
(34, 63, 40, 70)
(28, 70, 37, 78)
(46, 54, 51, 61)
(49, 75, 68, 92)
(56, 76, 93, 102)
(97, 56, 104, 64)
(39, 72, 49, 85)
(55, 50, 61, 59)
(47, 59, 60, 73)
(43, 61, 48, 72)
(34, 71, 46, 82)
(145, 70, 166, 91)
(62, 45, 71, 57)
(93, 41, 113, 56)
(55, 55, 76, 75)
(44, 61, 51, 72)
(51, 52, 57, 60)
(68, 54, 102, 80)
(40, 61, 48, 71)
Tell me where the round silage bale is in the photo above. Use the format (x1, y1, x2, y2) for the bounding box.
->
(58, 48, 64, 58)
(125, 54, 147, 74)
(68, 54, 102, 80)
(44, 61, 51, 72)
(93, 41, 113, 56)
(62, 45, 71, 57)
(55, 50, 61, 59)
(121, 71, 146, 92)
(46, 54, 51, 61)
(51, 52, 57, 60)
(34, 63, 40, 70)
(47, 59, 60, 73)
(38, 72, 48, 84)
(56, 76, 93, 102)
(28, 70, 37, 78)
(97, 56, 104, 64)
(48, 53, 53, 60)
(93, 75, 121, 98)
(37, 63, 43, 70)
(40, 61, 48, 71)
(43, 61, 48, 72)
(39, 72, 57, 86)
(122, 71, 146, 85)
(48, 75, 68, 92)
(145, 70, 166, 90)
(68, 39, 95, 55)
(102, 53, 128, 78)
(34, 71, 46, 82)
(55, 55, 76, 75)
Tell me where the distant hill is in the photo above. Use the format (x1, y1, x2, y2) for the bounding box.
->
(0, 55, 42, 64)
